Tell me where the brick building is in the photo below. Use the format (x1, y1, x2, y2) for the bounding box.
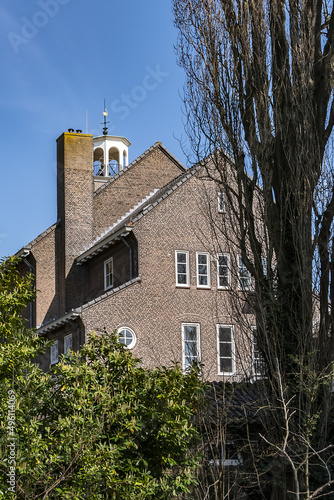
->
(18, 130, 257, 380)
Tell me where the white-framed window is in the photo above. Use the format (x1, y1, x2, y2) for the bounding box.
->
(238, 255, 251, 290)
(118, 327, 137, 349)
(104, 257, 113, 290)
(218, 192, 225, 213)
(50, 340, 58, 365)
(217, 325, 235, 375)
(208, 441, 243, 467)
(175, 251, 190, 287)
(64, 333, 72, 354)
(196, 252, 211, 288)
(182, 323, 200, 370)
(252, 327, 265, 379)
(217, 253, 231, 289)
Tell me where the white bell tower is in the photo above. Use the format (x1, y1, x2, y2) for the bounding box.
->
(93, 101, 131, 177)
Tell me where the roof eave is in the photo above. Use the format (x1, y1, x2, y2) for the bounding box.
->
(76, 225, 133, 264)
(37, 310, 81, 335)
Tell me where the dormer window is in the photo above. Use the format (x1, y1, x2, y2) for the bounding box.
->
(50, 340, 58, 365)
(64, 333, 72, 354)
(104, 257, 113, 290)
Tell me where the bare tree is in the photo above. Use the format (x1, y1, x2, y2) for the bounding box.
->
(173, 0, 334, 497)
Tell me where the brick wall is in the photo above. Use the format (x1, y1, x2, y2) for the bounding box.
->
(56, 132, 94, 314)
(93, 146, 184, 238)
(80, 173, 254, 381)
(34, 134, 255, 380)
(33, 228, 58, 326)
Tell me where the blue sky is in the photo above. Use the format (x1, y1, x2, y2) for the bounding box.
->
(0, 0, 188, 258)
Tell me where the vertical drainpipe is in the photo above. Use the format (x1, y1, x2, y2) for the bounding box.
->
(120, 237, 133, 280)
(21, 250, 33, 329)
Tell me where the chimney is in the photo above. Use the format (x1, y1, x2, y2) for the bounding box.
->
(56, 131, 94, 313)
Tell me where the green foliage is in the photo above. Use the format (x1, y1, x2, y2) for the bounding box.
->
(0, 257, 204, 499)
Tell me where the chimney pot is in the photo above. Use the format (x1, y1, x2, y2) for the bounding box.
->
(68, 128, 74, 133)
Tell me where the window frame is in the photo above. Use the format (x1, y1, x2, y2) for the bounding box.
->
(217, 253, 231, 289)
(182, 323, 201, 371)
(237, 255, 251, 290)
(196, 251, 211, 288)
(217, 324, 235, 376)
(64, 333, 72, 355)
(104, 256, 113, 291)
(175, 250, 190, 288)
(118, 326, 137, 350)
(50, 340, 58, 365)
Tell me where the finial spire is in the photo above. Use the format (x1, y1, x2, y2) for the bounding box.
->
(101, 98, 110, 135)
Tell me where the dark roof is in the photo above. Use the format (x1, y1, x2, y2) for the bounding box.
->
(205, 381, 269, 426)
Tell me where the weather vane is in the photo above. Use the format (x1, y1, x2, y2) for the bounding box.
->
(101, 98, 110, 135)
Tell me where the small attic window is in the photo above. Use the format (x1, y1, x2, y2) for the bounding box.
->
(50, 340, 58, 365)
(104, 257, 113, 290)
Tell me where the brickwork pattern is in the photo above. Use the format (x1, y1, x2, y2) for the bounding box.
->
(32, 228, 58, 326)
(32, 133, 255, 380)
(56, 133, 94, 314)
(81, 174, 254, 381)
(93, 147, 184, 238)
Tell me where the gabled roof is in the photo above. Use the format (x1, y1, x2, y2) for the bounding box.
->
(16, 143, 186, 260)
(37, 276, 141, 334)
(77, 190, 159, 263)
(94, 141, 186, 196)
(16, 223, 57, 257)
(77, 163, 202, 264)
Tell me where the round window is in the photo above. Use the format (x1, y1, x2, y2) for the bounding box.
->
(118, 327, 136, 349)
